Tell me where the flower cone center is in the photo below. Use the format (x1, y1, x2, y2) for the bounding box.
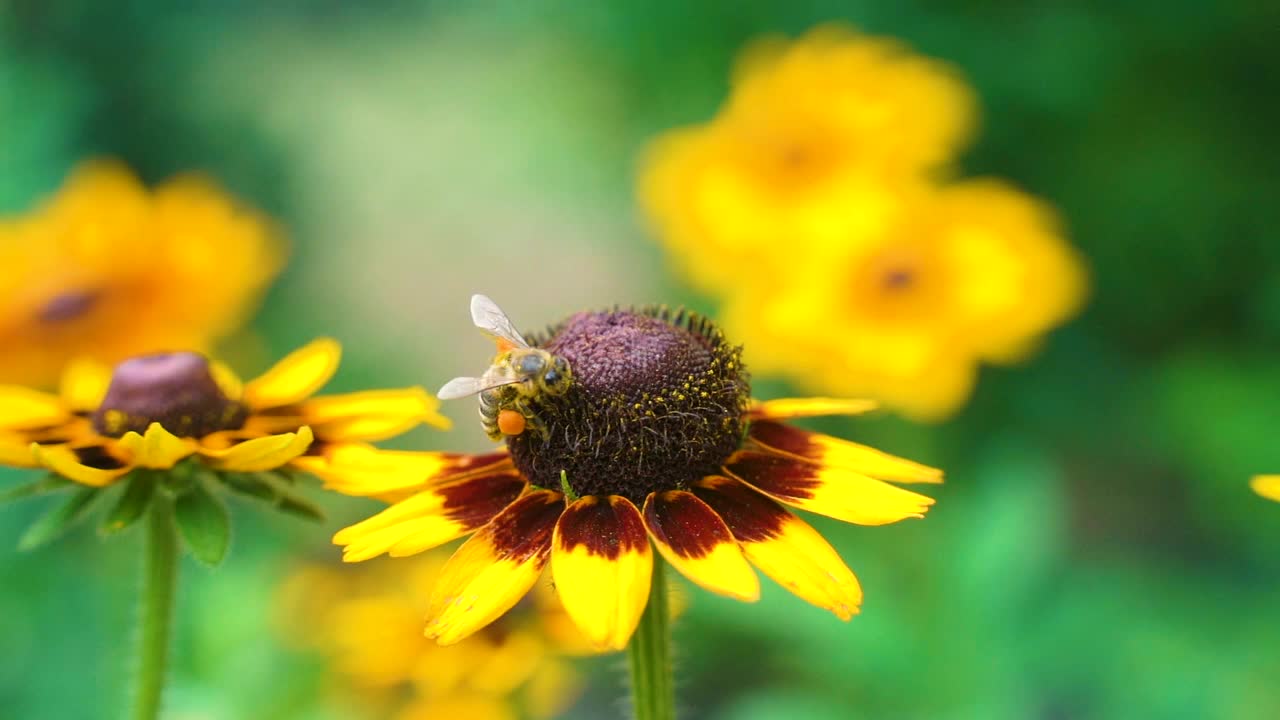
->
(92, 352, 247, 438)
(507, 310, 749, 504)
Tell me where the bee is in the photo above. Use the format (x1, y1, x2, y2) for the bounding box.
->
(437, 294, 572, 441)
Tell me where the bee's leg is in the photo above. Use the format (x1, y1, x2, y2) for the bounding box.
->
(509, 398, 551, 440)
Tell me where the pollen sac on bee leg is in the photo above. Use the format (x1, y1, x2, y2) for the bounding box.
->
(497, 409, 527, 436)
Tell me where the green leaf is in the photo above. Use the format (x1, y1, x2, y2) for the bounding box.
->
(213, 470, 324, 522)
(18, 486, 102, 551)
(173, 480, 230, 566)
(220, 472, 279, 502)
(0, 473, 72, 505)
(100, 472, 156, 535)
(276, 493, 324, 522)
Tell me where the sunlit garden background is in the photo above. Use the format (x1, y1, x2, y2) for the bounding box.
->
(3, 2, 1280, 719)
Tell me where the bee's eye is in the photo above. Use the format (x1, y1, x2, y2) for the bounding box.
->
(543, 369, 560, 386)
(518, 354, 545, 374)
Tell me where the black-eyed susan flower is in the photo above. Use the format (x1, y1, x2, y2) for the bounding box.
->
(0, 160, 285, 387)
(275, 553, 589, 720)
(1252, 476, 1280, 502)
(720, 180, 1087, 420)
(639, 24, 1087, 420)
(0, 338, 448, 552)
(639, 24, 975, 295)
(333, 296, 940, 656)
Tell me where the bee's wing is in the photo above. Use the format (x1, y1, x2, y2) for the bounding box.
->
(471, 294, 530, 349)
(436, 375, 520, 400)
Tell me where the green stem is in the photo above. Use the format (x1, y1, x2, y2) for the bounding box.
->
(628, 557, 675, 720)
(132, 493, 178, 720)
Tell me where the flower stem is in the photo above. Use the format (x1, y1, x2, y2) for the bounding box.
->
(132, 493, 178, 720)
(628, 556, 675, 720)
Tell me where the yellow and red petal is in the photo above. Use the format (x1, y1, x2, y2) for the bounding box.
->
(692, 475, 862, 620)
(724, 451, 934, 526)
(117, 423, 198, 469)
(748, 397, 879, 421)
(425, 489, 564, 645)
(242, 338, 342, 409)
(292, 444, 512, 496)
(1252, 475, 1280, 502)
(749, 420, 942, 484)
(298, 388, 451, 440)
(333, 472, 527, 562)
(31, 443, 133, 487)
(58, 359, 112, 413)
(551, 495, 652, 651)
(0, 386, 70, 431)
(200, 427, 314, 472)
(642, 490, 759, 602)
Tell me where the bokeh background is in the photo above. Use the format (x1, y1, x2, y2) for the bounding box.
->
(3, 2, 1280, 719)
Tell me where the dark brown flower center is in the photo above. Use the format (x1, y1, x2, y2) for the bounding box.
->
(38, 289, 101, 323)
(92, 352, 248, 438)
(507, 309, 749, 504)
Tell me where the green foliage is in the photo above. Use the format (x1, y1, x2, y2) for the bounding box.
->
(100, 472, 156, 536)
(172, 477, 231, 567)
(17, 486, 102, 551)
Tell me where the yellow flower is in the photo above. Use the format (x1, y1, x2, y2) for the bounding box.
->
(722, 180, 1088, 419)
(639, 24, 1088, 420)
(639, 24, 975, 293)
(333, 296, 941, 651)
(0, 338, 449, 489)
(275, 553, 588, 720)
(0, 160, 285, 387)
(1252, 475, 1280, 502)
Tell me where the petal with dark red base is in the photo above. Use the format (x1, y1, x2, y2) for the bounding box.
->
(749, 420, 942, 483)
(426, 489, 564, 645)
(552, 495, 652, 651)
(693, 475, 862, 619)
(333, 472, 527, 562)
(724, 451, 934, 526)
(291, 444, 512, 496)
(642, 490, 758, 601)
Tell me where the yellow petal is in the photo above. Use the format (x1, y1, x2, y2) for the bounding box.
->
(693, 476, 862, 619)
(293, 444, 510, 496)
(200, 427, 314, 472)
(332, 472, 526, 562)
(425, 490, 563, 645)
(59, 359, 112, 412)
(117, 423, 198, 469)
(301, 388, 452, 441)
(31, 444, 132, 487)
(0, 433, 40, 467)
(1251, 475, 1280, 502)
(748, 397, 879, 420)
(642, 490, 759, 602)
(749, 420, 943, 483)
(0, 387, 70, 431)
(242, 338, 342, 409)
(551, 496, 653, 651)
(725, 451, 934, 526)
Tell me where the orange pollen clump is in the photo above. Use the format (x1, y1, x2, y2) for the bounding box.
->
(497, 409, 526, 436)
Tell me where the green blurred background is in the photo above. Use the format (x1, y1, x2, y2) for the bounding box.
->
(3, 2, 1279, 718)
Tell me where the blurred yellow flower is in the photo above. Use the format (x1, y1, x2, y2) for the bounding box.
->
(639, 24, 1088, 420)
(275, 554, 589, 720)
(0, 338, 448, 492)
(0, 160, 285, 387)
(1251, 475, 1280, 502)
(640, 24, 975, 294)
(722, 180, 1087, 419)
